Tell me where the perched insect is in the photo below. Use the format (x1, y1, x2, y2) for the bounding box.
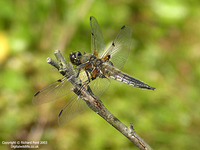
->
(33, 16, 155, 125)
(70, 16, 155, 90)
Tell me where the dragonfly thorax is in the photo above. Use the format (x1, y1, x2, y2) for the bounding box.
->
(94, 59, 103, 67)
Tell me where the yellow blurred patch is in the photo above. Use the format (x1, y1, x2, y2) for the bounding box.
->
(0, 32, 10, 63)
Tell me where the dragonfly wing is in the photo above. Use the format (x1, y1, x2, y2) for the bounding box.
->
(32, 77, 74, 105)
(90, 16, 105, 57)
(89, 77, 110, 98)
(58, 94, 88, 125)
(78, 68, 110, 98)
(101, 25, 132, 69)
(58, 77, 110, 125)
(58, 71, 110, 125)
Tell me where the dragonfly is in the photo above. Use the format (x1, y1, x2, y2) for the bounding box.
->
(33, 16, 155, 125)
(70, 16, 155, 90)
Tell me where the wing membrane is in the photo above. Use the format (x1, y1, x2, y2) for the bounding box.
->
(90, 16, 105, 57)
(89, 77, 110, 98)
(57, 77, 110, 125)
(101, 25, 132, 69)
(32, 77, 74, 105)
(58, 94, 88, 125)
(78, 69, 110, 98)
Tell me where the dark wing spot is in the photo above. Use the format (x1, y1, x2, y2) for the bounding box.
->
(90, 16, 92, 21)
(121, 25, 125, 29)
(91, 32, 94, 36)
(58, 109, 63, 117)
(112, 42, 115, 46)
(57, 79, 62, 82)
(34, 91, 40, 97)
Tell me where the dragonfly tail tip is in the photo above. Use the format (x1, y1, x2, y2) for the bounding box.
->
(150, 87, 156, 90)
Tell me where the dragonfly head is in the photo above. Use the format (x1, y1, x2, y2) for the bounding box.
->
(69, 51, 82, 66)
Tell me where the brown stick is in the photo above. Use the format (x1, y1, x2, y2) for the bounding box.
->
(47, 50, 153, 150)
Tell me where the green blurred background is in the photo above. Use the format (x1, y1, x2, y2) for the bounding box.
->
(0, 0, 200, 150)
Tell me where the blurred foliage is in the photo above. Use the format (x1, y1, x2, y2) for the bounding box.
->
(0, 0, 200, 150)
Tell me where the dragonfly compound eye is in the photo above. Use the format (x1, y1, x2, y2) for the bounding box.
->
(69, 52, 81, 66)
(77, 51, 82, 57)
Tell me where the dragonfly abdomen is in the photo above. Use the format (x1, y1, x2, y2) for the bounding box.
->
(102, 64, 155, 90)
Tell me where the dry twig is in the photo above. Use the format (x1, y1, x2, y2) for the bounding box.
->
(47, 50, 152, 150)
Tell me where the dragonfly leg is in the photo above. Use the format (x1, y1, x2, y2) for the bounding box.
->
(76, 68, 81, 78)
(91, 68, 99, 80)
(85, 70, 91, 82)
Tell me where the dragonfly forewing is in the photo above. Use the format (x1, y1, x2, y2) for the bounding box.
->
(90, 16, 106, 57)
(33, 77, 74, 105)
